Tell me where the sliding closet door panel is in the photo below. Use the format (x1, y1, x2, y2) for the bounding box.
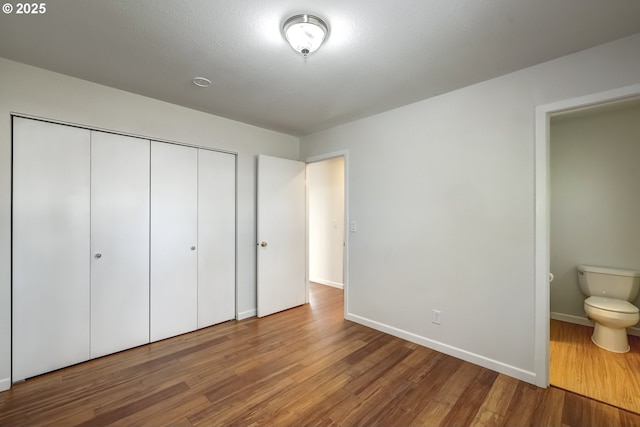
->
(12, 118, 91, 381)
(91, 132, 150, 358)
(197, 150, 236, 328)
(150, 142, 198, 342)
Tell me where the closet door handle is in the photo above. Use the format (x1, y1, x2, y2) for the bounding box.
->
(190, 246, 196, 251)
(95, 253, 102, 259)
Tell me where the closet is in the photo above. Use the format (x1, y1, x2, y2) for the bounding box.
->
(12, 117, 236, 382)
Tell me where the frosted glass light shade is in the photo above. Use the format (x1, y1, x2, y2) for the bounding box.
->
(283, 14, 328, 57)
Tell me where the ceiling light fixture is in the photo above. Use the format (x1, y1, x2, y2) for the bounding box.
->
(282, 14, 329, 57)
(192, 77, 211, 88)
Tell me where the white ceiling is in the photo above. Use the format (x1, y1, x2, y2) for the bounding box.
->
(1, 1, 639, 136)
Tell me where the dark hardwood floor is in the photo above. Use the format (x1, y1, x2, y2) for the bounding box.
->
(1, 283, 639, 426)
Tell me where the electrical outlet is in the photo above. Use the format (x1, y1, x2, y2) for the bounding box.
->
(432, 309, 442, 325)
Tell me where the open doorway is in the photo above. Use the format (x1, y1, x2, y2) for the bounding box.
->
(256, 152, 348, 319)
(535, 85, 640, 411)
(306, 152, 348, 315)
(547, 97, 640, 413)
(307, 157, 344, 289)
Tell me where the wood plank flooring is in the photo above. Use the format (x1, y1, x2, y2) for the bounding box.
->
(550, 318, 640, 414)
(1, 284, 640, 426)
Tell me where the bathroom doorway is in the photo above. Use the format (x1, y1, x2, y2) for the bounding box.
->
(543, 93, 640, 412)
(549, 98, 640, 413)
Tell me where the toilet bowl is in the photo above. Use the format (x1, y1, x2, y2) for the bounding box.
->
(584, 296, 639, 353)
(578, 265, 640, 353)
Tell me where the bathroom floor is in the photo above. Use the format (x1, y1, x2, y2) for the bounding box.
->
(550, 319, 640, 414)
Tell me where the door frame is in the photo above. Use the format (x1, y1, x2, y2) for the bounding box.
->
(304, 150, 349, 319)
(533, 83, 640, 387)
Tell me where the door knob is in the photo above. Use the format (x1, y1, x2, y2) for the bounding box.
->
(95, 253, 102, 259)
(190, 246, 196, 251)
(260, 242, 268, 247)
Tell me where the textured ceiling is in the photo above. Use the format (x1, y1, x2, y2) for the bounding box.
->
(1, 0, 640, 136)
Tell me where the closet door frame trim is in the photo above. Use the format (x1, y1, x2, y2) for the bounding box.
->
(11, 113, 239, 154)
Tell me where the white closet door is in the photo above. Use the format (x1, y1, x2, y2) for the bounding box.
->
(197, 150, 236, 328)
(90, 132, 150, 358)
(12, 118, 91, 381)
(150, 142, 198, 341)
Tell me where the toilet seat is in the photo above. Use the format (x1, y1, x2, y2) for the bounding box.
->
(584, 296, 639, 314)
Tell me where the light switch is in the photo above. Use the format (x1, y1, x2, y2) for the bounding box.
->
(350, 220, 357, 232)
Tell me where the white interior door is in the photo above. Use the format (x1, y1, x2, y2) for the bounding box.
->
(90, 132, 150, 358)
(12, 118, 91, 381)
(150, 142, 198, 341)
(197, 149, 236, 327)
(257, 155, 306, 317)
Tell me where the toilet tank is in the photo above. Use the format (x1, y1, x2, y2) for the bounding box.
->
(577, 265, 640, 301)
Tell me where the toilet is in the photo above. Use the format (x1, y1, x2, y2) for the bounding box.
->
(578, 264, 640, 353)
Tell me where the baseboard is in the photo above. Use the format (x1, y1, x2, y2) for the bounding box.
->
(345, 312, 537, 385)
(310, 278, 344, 290)
(0, 377, 10, 392)
(551, 311, 640, 337)
(237, 308, 256, 320)
(550, 312, 594, 327)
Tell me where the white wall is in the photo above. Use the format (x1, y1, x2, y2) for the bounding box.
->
(0, 57, 298, 390)
(308, 157, 344, 288)
(300, 33, 640, 384)
(550, 104, 640, 322)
